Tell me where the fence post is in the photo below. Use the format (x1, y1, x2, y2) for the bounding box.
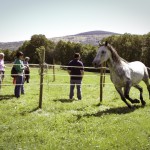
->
(53, 57, 55, 82)
(103, 62, 106, 87)
(100, 64, 104, 102)
(39, 47, 45, 109)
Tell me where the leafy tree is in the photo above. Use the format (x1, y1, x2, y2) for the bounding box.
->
(103, 33, 143, 62)
(141, 32, 150, 67)
(18, 35, 55, 64)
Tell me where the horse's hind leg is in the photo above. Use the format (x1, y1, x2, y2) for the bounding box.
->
(134, 85, 146, 106)
(124, 81, 140, 104)
(143, 77, 150, 99)
(148, 85, 150, 99)
(115, 86, 132, 108)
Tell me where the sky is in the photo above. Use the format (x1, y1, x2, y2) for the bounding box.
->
(0, 0, 150, 42)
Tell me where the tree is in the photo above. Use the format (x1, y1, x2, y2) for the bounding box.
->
(18, 34, 55, 64)
(141, 33, 150, 67)
(103, 33, 143, 62)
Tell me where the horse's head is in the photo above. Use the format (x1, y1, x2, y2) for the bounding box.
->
(92, 41, 111, 67)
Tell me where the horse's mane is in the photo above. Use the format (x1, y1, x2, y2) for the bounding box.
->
(107, 44, 124, 64)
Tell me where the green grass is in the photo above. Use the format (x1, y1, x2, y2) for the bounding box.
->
(0, 67, 150, 150)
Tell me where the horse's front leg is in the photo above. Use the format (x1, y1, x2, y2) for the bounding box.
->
(115, 86, 132, 108)
(124, 81, 140, 104)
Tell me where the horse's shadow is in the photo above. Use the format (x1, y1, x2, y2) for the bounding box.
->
(0, 95, 15, 101)
(53, 98, 74, 103)
(75, 105, 141, 120)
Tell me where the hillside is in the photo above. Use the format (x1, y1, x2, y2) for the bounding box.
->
(0, 41, 24, 51)
(0, 30, 118, 50)
(50, 30, 118, 46)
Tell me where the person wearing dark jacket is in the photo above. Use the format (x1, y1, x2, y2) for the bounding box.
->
(68, 53, 84, 100)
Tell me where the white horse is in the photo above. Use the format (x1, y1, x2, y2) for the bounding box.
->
(93, 42, 150, 108)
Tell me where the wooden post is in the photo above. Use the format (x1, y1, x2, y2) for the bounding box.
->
(100, 64, 104, 102)
(39, 47, 45, 109)
(103, 62, 106, 87)
(53, 57, 55, 82)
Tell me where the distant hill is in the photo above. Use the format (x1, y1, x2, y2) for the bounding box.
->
(50, 30, 119, 46)
(0, 41, 24, 51)
(75, 30, 118, 36)
(0, 30, 119, 50)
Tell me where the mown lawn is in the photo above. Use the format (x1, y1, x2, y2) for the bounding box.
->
(0, 67, 150, 150)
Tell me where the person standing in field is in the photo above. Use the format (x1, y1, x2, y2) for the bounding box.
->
(13, 51, 26, 98)
(24, 57, 30, 83)
(68, 53, 84, 100)
(0, 53, 5, 82)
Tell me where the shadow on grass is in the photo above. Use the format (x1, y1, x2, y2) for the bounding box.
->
(76, 105, 142, 120)
(29, 107, 39, 113)
(0, 95, 15, 101)
(53, 98, 74, 103)
(20, 107, 39, 115)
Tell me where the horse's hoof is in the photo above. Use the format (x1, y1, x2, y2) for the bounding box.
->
(133, 99, 140, 103)
(142, 101, 146, 106)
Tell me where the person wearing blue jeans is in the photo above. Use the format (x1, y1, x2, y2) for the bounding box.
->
(70, 79, 82, 100)
(15, 76, 24, 97)
(68, 53, 84, 100)
(13, 51, 26, 98)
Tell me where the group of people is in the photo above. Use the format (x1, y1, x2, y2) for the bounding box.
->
(0, 51, 30, 98)
(0, 51, 84, 100)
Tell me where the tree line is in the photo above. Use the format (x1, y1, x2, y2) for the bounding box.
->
(0, 33, 150, 68)
(103, 33, 150, 68)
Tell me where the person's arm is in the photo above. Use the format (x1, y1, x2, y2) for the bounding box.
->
(0, 60, 3, 66)
(68, 70, 71, 75)
(14, 59, 25, 73)
(80, 62, 84, 77)
(67, 61, 72, 75)
(80, 70, 84, 77)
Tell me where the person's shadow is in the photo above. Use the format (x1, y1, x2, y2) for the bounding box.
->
(0, 95, 15, 101)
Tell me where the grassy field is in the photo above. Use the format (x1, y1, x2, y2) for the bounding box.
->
(0, 67, 150, 150)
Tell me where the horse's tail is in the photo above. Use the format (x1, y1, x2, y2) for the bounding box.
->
(145, 67, 150, 99)
(147, 67, 150, 71)
(146, 67, 150, 80)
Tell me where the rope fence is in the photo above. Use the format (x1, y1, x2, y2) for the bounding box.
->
(1, 54, 109, 108)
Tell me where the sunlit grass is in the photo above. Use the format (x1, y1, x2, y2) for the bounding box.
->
(0, 67, 150, 150)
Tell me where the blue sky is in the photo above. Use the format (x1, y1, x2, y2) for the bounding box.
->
(0, 0, 150, 42)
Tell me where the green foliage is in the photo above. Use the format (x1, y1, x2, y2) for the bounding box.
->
(36, 46, 45, 63)
(30, 34, 48, 48)
(0, 49, 15, 62)
(54, 41, 97, 66)
(18, 35, 55, 64)
(141, 32, 150, 67)
(2, 32, 150, 68)
(103, 33, 143, 62)
(0, 67, 150, 150)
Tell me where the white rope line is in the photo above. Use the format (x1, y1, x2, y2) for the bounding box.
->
(0, 83, 113, 86)
(5, 63, 109, 70)
(1, 74, 109, 76)
(3, 74, 109, 79)
(5, 63, 150, 71)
